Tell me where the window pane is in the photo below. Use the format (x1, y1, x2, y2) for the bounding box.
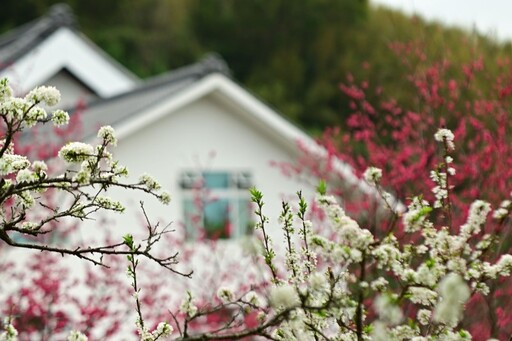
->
(183, 198, 198, 239)
(181, 171, 253, 240)
(237, 198, 252, 237)
(204, 198, 231, 239)
(203, 172, 230, 189)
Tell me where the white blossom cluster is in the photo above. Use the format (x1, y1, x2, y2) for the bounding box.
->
(25, 85, 61, 106)
(363, 166, 382, 185)
(402, 197, 433, 232)
(217, 286, 235, 303)
(269, 284, 300, 311)
(67, 331, 88, 341)
(0, 81, 70, 130)
(434, 128, 455, 151)
(460, 200, 491, 237)
(0, 81, 176, 339)
(433, 273, 470, 327)
(0, 324, 88, 341)
(180, 291, 198, 317)
(430, 169, 448, 208)
(493, 198, 511, 220)
(0, 321, 17, 341)
(136, 320, 173, 341)
(248, 128, 512, 340)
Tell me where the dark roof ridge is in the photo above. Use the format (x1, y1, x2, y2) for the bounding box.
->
(70, 53, 231, 112)
(47, 3, 77, 29)
(0, 3, 77, 67)
(144, 53, 231, 87)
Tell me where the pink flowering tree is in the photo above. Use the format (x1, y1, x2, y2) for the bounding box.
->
(275, 40, 512, 339)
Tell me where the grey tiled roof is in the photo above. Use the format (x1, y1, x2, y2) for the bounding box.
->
(69, 53, 231, 141)
(0, 4, 77, 67)
(0, 3, 139, 84)
(18, 53, 230, 148)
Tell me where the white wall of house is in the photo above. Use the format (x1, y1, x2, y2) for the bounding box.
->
(43, 69, 98, 108)
(86, 92, 316, 245)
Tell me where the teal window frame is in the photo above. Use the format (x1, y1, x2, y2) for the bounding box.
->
(181, 171, 253, 240)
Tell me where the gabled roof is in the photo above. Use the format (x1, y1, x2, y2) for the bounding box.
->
(72, 53, 231, 139)
(69, 54, 377, 198)
(0, 4, 139, 97)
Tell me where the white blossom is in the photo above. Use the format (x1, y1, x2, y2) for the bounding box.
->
(139, 173, 162, 190)
(374, 294, 403, 325)
(417, 309, 431, 326)
(16, 191, 35, 208)
(363, 166, 382, 185)
(16, 169, 35, 183)
(434, 128, 455, 150)
(257, 311, 266, 323)
(25, 85, 60, 106)
(269, 284, 300, 310)
(21, 222, 38, 230)
(370, 277, 389, 292)
(52, 109, 69, 126)
(370, 321, 389, 341)
(0, 322, 17, 341)
(94, 196, 125, 212)
(180, 291, 198, 317)
(308, 272, 329, 293)
(159, 191, 171, 205)
(0, 78, 13, 100)
(460, 200, 491, 237)
(0, 154, 30, 176)
(403, 197, 432, 233)
(433, 273, 470, 326)
(217, 287, 235, 303)
(152, 322, 173, 339)
(136, 319, 153, 341)
(24, 106, 47, 127)
(388, 325, 420, 339)
(67, 331, 88, 341)
(492, 207, 508, 220)
(73, 162, 91, 184)
(430, 171, 448, 208)
(31, 160, 47, 174)
(495, 254, 512, 276)
(245, 291, 261, 307)
(59, 142, 94, 163)
(408, 287, 438, 306)
(1, 97, 29, 121)
(98, 125, 117, 146)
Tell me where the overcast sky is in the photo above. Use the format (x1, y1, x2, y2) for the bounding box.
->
(371, 0, 512, 42)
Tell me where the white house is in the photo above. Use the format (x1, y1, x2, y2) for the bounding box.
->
(0, 4, 372, 246)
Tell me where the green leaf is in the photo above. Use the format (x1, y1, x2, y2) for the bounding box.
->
(123, 234, 134, 248)
(249, 187, 263, 203)
(317, 180, 327, 195)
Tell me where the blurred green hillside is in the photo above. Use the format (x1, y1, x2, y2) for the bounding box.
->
(2, 0, 511, 133)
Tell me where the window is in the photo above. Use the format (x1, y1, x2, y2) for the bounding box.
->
(180, 171, 253, 240)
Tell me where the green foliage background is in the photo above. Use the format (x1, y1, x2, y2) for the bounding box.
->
(1, 0, 511, 133)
